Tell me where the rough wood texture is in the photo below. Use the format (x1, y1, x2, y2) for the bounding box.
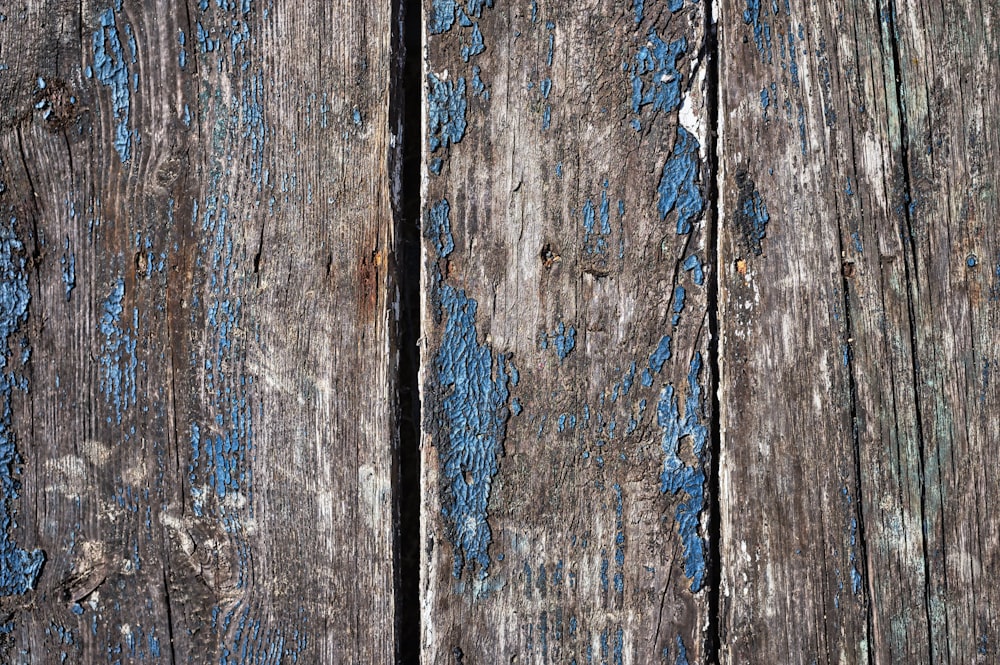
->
(718, 0, 1000, 663)
(0, 0, 396, 661)
(419, 1, 714, 662)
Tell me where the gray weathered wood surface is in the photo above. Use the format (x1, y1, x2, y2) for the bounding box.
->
(0, 0, 396, 661)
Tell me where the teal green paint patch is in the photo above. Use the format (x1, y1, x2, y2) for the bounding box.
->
(0, 216, 45, 598)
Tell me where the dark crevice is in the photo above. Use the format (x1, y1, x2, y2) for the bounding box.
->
(836, 232, 876, 665)
(389, 0, 422, 661)
(880, 1, 936, 662)
(703, 3, 722, 664)
(162, 567, 179, 665)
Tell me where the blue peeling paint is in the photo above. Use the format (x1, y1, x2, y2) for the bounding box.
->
(99, 277, 137, 425)
(674, 635, 690, 665)
(633, 0, 644, 22)
(582, 186, 614, 258)
(428, 74, 467, 158)
(425, 199, 455, 258)
(92, 8, 137, 162)
(60, 238, 75, 300)
(648, 335, 671, 374)
(429, 0, 493, 34)
(658, 354, 708, 592)
(436, 285, 514, 578)
(630, 31, 686, 119)
(658, 127, 703, 234)
(461, 23, 485, 61)
(743, 0, 773, 63)
(672, 286, 685, 326)
(429, 200, 514, 579)
(470, 65, 489, 99)
(734, 172, 769, 256)
(178, 29, 187, 68)
(544, 321, 576, 362)
(0, 216, 45, 598)
(852, 231, 863, 253)
(683, 254, 704, 285)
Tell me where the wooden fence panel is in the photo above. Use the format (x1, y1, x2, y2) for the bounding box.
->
(0, 0, 396, 661)
(419, 1, 714, 662)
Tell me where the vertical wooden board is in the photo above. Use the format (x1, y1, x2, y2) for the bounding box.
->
(716, 0, 897, 661)
(885, 2, 1000, 660)
(0, 0, 396, 661)
(718, 0, 1000, 663)
(420, 1, 713, 662)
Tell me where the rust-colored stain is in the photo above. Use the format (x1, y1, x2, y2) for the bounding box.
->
(736, 259, 747, 276)
(357, 248, 384, 323)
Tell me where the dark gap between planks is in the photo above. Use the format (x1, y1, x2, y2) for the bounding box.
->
(703, 3, 723, 663)
(390, 0, 423, 660)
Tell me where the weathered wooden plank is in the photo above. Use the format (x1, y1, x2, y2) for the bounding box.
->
(718, 0, 1000, 663)
(420, 1, 714, 662)
(0, 0, 396, 661)
(885, 2, 1000, 660)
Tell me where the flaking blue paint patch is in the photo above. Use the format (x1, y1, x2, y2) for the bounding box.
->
(682, 254, 704, 285)
(461, 23, 485, 61)
(187, 168, 257, 591)
(648, 335, 671, 373)
(178, 29, 187, 68)
(630, 30, 686, 118)
(657, 354, 708, 592)
(99, 277, 137, 425)
(633, 0, 644, 22)
(470, 65, 489, 99)
(92, 8, 137, 162)
(734, 170, 770, 256)
(582, 187, 613, 259)
(425, 199, 455, 258)
(428, 200, 514, 579)
(436, 284, 515, 578)
(640, 335, 671, 387)
(674, 635, 690, 665)
(216, 603, 308, 664)
(550, 322, 576, 361)
(240, 71, 268, 190)
(428, 74, 467, 159)
(672, 285, 685, 326)
(743, 0, 773, 63)
(658, 127, 703, 234)
(0, 216, 45, 598)
(60, 238, 76, 300)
